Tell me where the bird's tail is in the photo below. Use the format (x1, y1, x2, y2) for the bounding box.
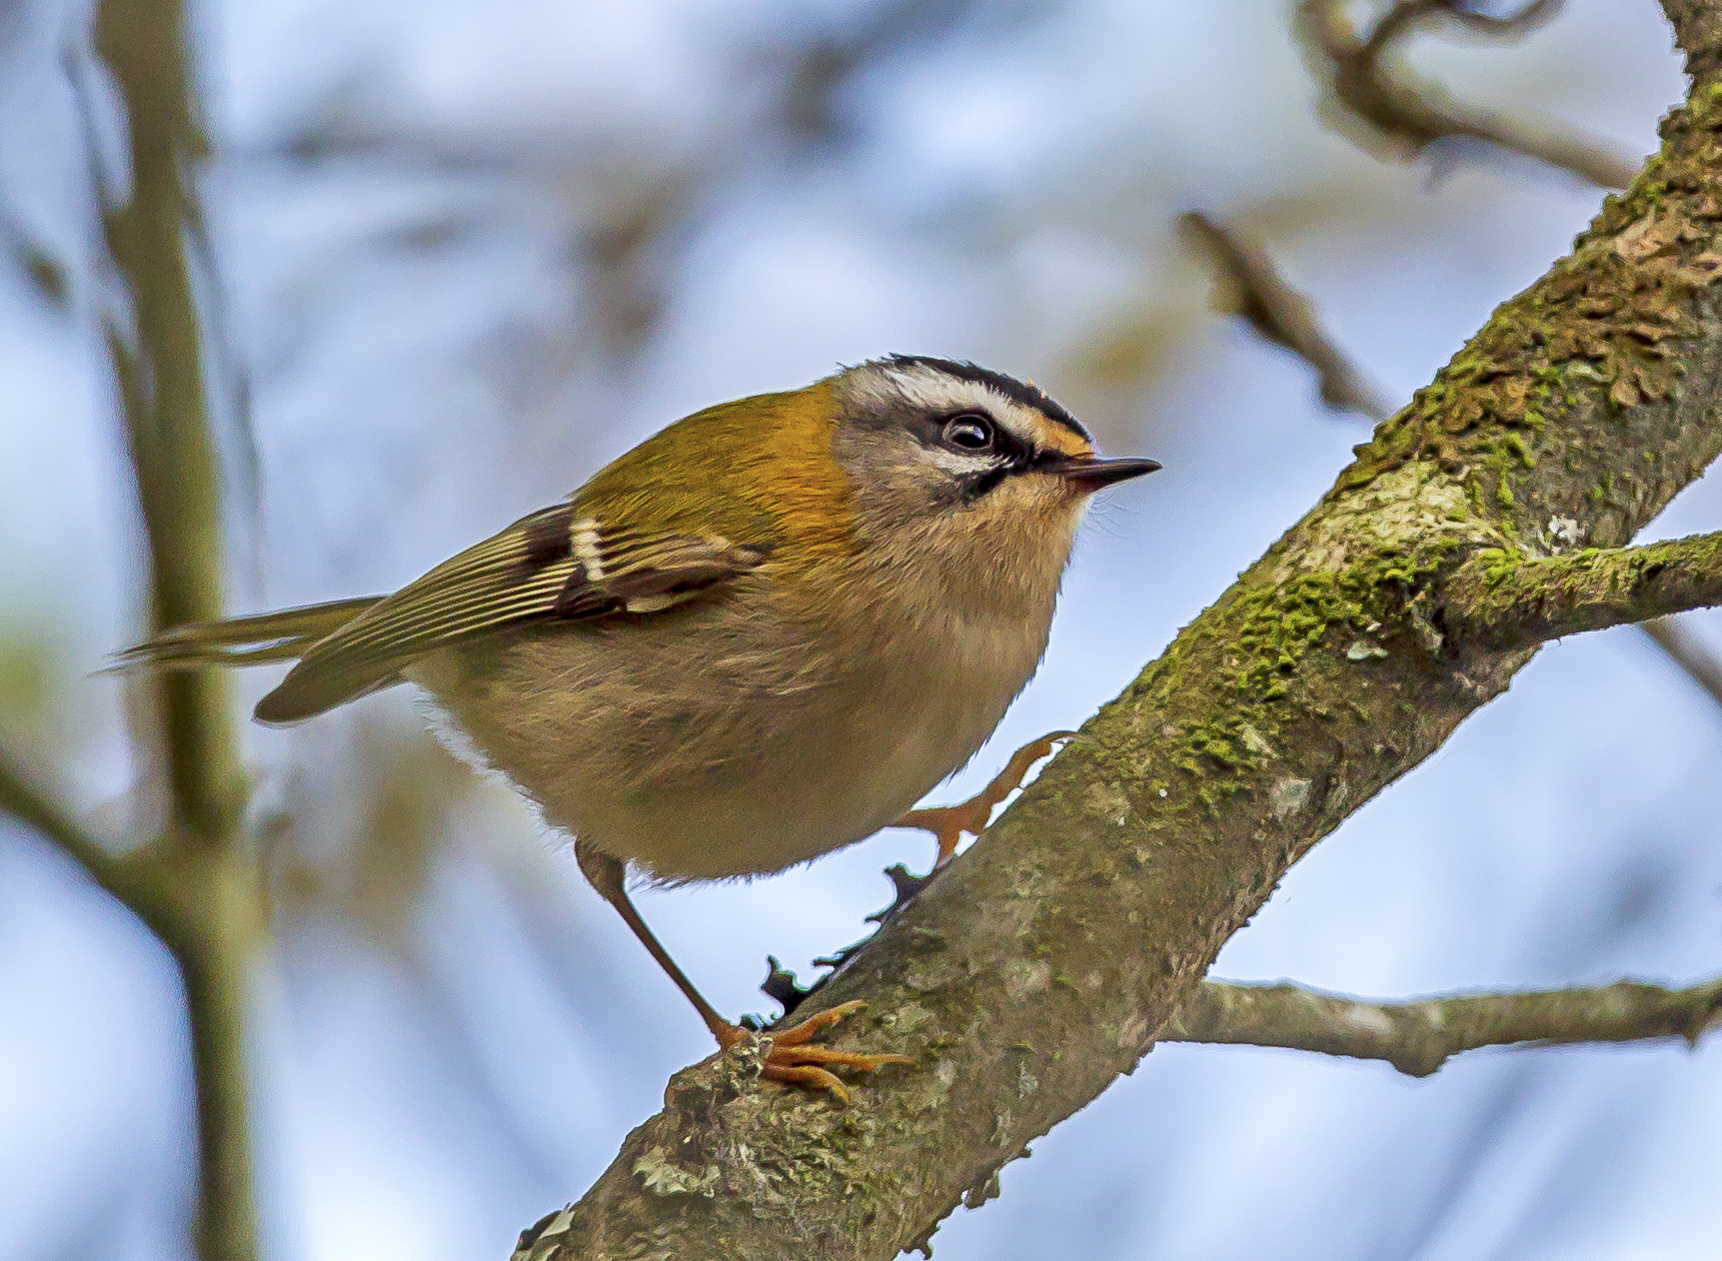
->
(110, 597, 384, 673)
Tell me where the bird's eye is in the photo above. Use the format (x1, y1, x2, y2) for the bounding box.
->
(942, 414, 995, 452)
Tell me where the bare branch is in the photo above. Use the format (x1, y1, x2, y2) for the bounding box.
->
(1164, 977, 1722, 1077)
(1640, 614, 1722, 711)
(1445, 531, 1722, 650)
(1179, 211, 1395, 421)
(1296, 0, 1642, 188)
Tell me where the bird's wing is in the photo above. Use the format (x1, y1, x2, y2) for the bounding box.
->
(254, 503, 769, 724)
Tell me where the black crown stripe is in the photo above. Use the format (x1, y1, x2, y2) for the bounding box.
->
(881, 354, 1090, 442)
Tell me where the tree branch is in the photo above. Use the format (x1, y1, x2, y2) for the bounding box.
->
(0, 740, 260, 1247)
(83, 4, 262, 1259)
(1445, 531, 1722, 649)
(511, 11, 1722, 1257)
(1296, 0, 1642, 188)
(1178, 211, 1395, 421)
(1164, 976, 1722, 1077)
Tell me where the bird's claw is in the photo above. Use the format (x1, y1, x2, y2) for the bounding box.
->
(893, 730, 1076, 867)
(721, 1000, 911, 1102)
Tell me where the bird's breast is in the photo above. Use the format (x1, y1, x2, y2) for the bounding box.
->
(413, 577, 1056, 882)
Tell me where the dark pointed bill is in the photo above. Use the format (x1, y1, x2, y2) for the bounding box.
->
(1040, 455, 1162, 490)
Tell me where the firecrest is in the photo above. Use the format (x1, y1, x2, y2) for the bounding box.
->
(122, 355, 1159, 1096)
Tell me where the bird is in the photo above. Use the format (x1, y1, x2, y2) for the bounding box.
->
(119, 354, 1160, 1098)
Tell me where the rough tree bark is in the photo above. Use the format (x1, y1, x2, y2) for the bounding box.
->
(511, 5, 1722, 1258)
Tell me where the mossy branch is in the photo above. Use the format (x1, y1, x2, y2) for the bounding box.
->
(514, 10, 1722, 1259)
(1165, 976, 1722, 1078)
(1446, 532, 1722, 648)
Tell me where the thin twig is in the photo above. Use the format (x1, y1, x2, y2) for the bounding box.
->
(1164, 977, 1722, 1077)
(1296, 0, 1642, 189)
(1179, 211, 1394, 421)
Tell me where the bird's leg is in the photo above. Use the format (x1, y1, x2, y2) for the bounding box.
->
(575, 839, 909, 1101)
(576, 840, 733, 1038)
(894, 730, 1076, 869)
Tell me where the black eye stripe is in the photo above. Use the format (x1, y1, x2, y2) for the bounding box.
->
(964, 463, 1013, 500)
(892, 407, 1047, 501)
(930, 410, 1047, 502)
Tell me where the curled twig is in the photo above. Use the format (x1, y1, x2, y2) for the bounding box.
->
(1296, 0, 1641, 188)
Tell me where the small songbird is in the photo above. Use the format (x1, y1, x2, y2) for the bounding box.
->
(121, 355, 1159, 1096)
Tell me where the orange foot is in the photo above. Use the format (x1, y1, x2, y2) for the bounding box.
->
(895, 730, 1077, 866)
(719, 1000, 910, 1102)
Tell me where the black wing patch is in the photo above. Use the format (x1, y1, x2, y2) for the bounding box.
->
(254, 504, 768, 724)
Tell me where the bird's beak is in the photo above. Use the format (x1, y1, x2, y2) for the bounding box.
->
(1040, 454, 1162, 492)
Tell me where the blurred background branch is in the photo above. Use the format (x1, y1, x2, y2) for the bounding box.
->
(1178, 210, 1394, 421)
(1296, 0, 1641, 188)
(91, 0, 244, 832)
(0, 192, 68, 310)
(237, 0, 1031, 373)
(0, 742, 165, 925)
(1641, 614, 1722, 711)
(19, 1, 274, 1259)
(1166, 976, 1722, 1077)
